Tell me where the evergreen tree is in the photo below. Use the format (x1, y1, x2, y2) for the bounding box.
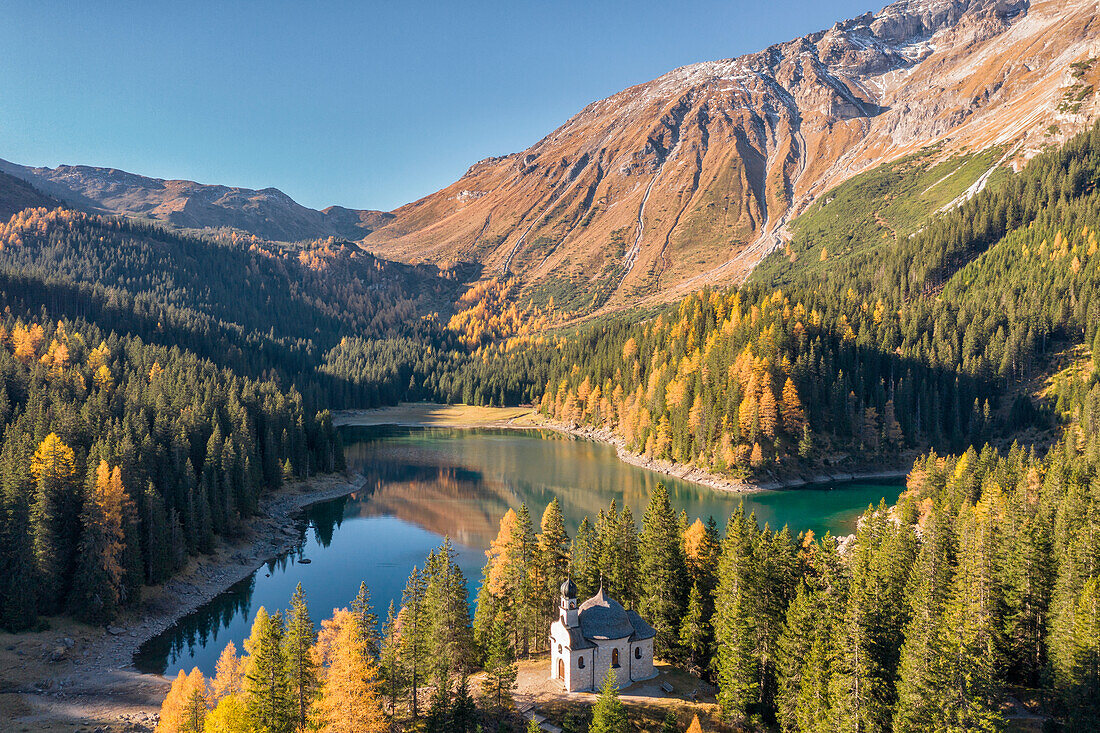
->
(639, 483, 688, 658)
(424, 539, 474, 684)
(449, 675, 478, 733)
(679, 582, 710, 677)
(894, 506, 954, 733)
(379, 600, 403, 717)
(775, 582, 817, 733)
(0, 435, 38, 630)
(30, 432, 79, 611)
(713, 507, 758, 722)
(537, 498, 570, 633)
(398, 564, 429, 720)
(927, 494, 1006, 732)
(1066, 576, 1100, 730)
(589, 669, 628, 733)
(351, 580, 380, 658)
(482, 610, 517, 717)
(244, 607, 293, 733)
(70, 461, 129, 623)
(284, 583, 317, 730)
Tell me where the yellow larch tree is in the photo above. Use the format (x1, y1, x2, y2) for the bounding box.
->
(210, 641, 245, 700)
(780, 378, 806, 437)
(758, 383, 779, 440)
(155, 667, 207, 733)
(485, 509, 520, 597)
(311, 609, 386, 733)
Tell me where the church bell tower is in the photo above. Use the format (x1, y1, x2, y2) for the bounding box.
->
(559, 578, 579, 628)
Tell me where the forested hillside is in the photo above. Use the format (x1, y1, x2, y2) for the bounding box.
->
(0, 314, 342, 630)
(0, 207, 470, 407)
(5, 94, 1100, 733)
(0, 208, 468, 630)
(452, 125, 1100, 482)
(150, 124, 1100, 732)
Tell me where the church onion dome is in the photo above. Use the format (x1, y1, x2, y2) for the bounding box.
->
(560, 578, 578, 599)
(578, 588, 635, 640)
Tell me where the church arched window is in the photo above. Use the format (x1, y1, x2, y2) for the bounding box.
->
(612, 648, 620, 668)
(578, 656, 585, 669)
(635, 646, 641, 659)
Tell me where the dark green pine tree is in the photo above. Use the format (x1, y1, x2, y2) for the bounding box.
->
(679, 581, 710, 677)
(894, 505, 955, 733)
(927, 495, 1005, 732)
(589, 669, 628, 733)
(68, 470, 118, 624)
(351, 580, 380, 658)
(471, 562, 499, 662)
(611, 504, 640, 608)
(30, 434, 82, 614)
(424, 539, 474, 683)
(639, 483, 688, 658)
(574, 516, 600, 598)
(829, 503, 915, 733)
(775, 581, 817, 733)
(537, 498, 570, 632)
(244, 607, 294, 733)
(424, 673, 452, 733)
(998, 489, 1051, 686)
(1065, 576, 1100, 730)
(713, 506, 758, 723)
(0, 434, 39, 630)
(399, 564, 429, 720)
(379, 600, 403, 717)
(449, 675, 478, 733)
(482, 609, 517, 719)
(283, 583, 317, 731)
(750, 525, 797, 715)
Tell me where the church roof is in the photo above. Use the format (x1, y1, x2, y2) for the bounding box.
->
(625, 610, 656, 641)
(562, 624, 595, 650)
(578, 588, 654, 641)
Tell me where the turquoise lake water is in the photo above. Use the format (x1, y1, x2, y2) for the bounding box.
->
(134, 426, 901, 676)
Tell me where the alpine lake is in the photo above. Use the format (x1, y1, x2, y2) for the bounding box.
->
(134, 425, 903, 677)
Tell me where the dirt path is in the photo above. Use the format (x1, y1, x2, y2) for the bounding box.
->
(0, 472, 366, 732)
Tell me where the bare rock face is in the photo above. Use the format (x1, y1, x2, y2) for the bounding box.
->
(363, 0, 1098, 311)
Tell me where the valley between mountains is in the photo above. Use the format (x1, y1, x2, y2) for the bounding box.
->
(3, 0, 1100, 731)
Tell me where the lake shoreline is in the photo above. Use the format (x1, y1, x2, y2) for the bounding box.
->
(0, 470, 367, 731)
(10, 404, 910, 730)
(336, 402, 913, 494)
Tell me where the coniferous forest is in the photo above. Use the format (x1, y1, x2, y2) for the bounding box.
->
(3, 120, 1100, 730)
(145, 124, 1100, 731)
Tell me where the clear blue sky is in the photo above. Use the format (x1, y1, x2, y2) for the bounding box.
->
(1, 1, 875, 211)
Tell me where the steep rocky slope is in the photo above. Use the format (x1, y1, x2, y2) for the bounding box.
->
(362, 0, 1100, 313)
(0, 158, 391, 242)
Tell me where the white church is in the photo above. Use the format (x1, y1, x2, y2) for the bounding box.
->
(549, 578, 657, 692)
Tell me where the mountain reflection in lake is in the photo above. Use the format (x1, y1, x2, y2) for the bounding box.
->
(135, 426, 902, 677)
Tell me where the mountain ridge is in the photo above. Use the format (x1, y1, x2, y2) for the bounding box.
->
(1, 0, 1097, 316)
(0, 158, 392, 243)
(361, 0, 1100, 312)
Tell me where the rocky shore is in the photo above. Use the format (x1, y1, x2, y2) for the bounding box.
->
(0, 471, 365, 732)
(520, 414, 912, 493)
